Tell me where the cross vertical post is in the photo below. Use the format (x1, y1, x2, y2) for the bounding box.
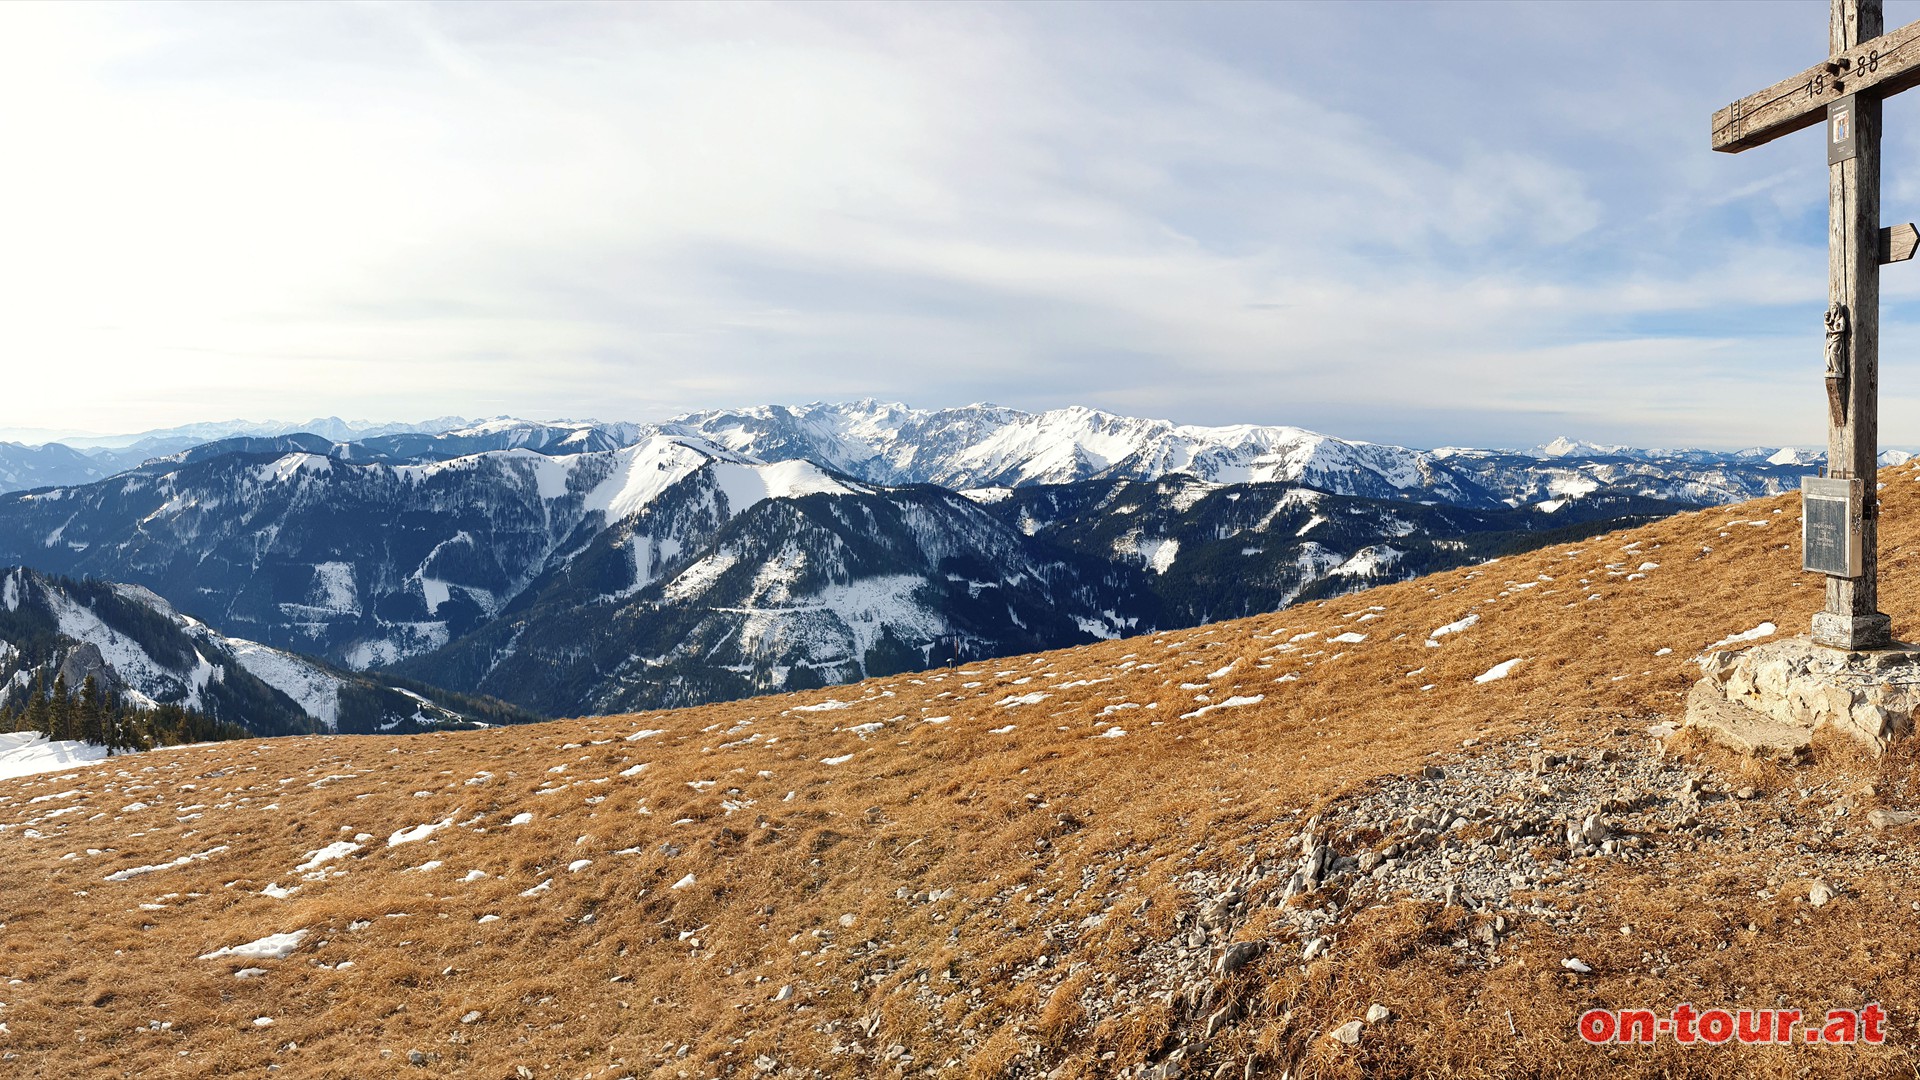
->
(1713, 0, 1920, 646)
(1817, 0, 1893, 649)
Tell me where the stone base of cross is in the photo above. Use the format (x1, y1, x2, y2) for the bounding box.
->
(1714, 0, 1920, 651)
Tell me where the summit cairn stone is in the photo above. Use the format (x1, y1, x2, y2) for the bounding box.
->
(1684, 637, 1920, 756)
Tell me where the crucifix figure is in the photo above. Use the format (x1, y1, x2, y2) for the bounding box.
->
(1715, 0, 1920, 650)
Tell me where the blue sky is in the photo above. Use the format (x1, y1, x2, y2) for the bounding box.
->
(5, 0, 1920, 449)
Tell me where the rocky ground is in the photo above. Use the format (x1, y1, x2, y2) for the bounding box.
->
(835, 723, 1920, 1080)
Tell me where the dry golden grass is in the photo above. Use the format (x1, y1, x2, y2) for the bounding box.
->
(11, 467, 1920, 1077)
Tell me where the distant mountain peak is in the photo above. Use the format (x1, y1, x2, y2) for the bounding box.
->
(1534, 436, 1627, 458)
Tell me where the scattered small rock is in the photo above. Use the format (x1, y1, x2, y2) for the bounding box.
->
(1869, 808, 1920, 831)
(1365, 1003, 1391, 1023)
(1328, 1020, 1364, 1045)
(1215, 940, 1265, 977)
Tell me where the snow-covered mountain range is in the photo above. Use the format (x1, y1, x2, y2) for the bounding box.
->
(0, 401, 1872, 718)
(0, 435, 1155, 715)
(0, 402, 1870, 503)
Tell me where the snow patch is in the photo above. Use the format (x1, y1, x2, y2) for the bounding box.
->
(1704, 622, 1777, 652)
(1474, 658, 1523, 683)
(1428, 614, 1479, 641)
(1179, 695, 1265, 720)
(199, 929, 307, 962)
(0, 732, 109, 782)
(710, 459, 860, 517)
(388, 817, 453, 847)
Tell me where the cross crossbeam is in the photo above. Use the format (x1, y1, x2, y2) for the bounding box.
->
(1714, 18, 1920, 152)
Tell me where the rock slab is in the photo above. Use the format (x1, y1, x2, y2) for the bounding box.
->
(1686, 636, 1920, 754)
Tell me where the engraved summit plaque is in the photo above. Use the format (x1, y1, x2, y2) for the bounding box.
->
(1803, 476, 1864, 577)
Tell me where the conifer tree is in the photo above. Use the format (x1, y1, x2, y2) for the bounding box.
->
(48, 673, 71, 742)
(24, 671, 50, 736)
(78, 675, 106, 749)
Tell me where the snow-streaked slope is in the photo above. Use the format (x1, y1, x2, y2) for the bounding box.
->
(220, 637, 342, 732)
(0, 568, 506, 736)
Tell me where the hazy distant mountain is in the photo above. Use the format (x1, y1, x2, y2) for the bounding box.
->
(58, 416, 472, 451)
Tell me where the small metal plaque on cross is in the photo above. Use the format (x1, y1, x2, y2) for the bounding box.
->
(1802, 476, 1864, 577)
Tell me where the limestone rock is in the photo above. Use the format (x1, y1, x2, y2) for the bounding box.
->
(1692, 637, 1920, 752)
(1328, 1020, 1364, 1045)
(1681, 679, 1814, 760)
(1215, 940, 1265, 977)
(1869, 808, 1920, 831)
(1365, 1003, 1391, 1023)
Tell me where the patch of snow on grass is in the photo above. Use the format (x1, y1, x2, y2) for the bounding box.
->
(199, 929, 307, 961)
(1179, 695, 1265, 720)
(1704, 622, 1777, 652)
(388, 817, 453, 847)
(1428, 614, 1479, 641)
(104, 845, 229, 882)
(1474, 658, 1523, 683)
(294, 841, 360, 872)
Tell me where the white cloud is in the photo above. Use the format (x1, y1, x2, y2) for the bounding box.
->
(0, 2, 1915, 446)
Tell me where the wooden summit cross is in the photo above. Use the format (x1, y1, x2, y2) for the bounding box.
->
(1715, 0, 1920, 651)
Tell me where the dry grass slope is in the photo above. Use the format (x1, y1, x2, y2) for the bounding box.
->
(9, 467, 1920, 1077)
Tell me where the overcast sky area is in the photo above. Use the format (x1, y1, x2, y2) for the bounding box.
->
(9, 0, 1920, 450)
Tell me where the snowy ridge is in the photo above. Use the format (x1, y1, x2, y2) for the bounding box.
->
(663, 402, 1481, 499)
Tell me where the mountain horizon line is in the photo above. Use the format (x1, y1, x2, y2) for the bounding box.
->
(0, 400, 1893, 459)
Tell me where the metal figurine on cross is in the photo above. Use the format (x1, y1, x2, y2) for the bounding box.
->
(1715, 0, 1920, 651)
